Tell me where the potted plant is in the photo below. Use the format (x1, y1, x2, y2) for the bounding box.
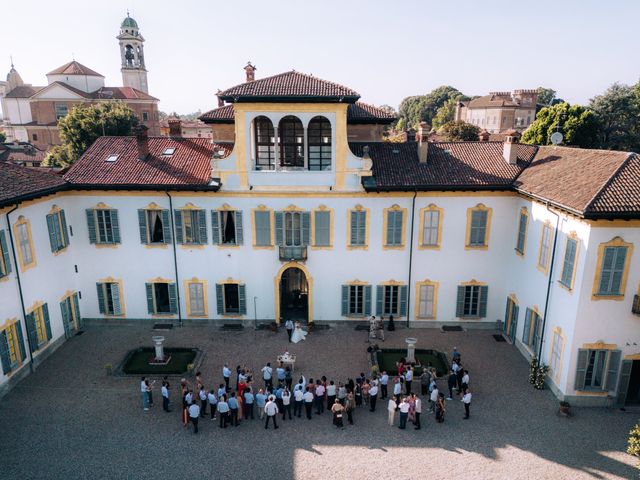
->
(270, 321, 278, 333)
(559, 400, 571, 416)
(105, 363, 113, 376)
(187, 363, 195, 374)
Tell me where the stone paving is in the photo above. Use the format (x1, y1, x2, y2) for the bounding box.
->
(0, 323, 637, 480)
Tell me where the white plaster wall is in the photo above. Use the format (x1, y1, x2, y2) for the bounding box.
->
(2, 98, 32, 125)
(45, 75, 104, 93)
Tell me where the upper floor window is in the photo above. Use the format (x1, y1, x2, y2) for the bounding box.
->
(138, 208, 171, 244)
(275, 211, 310, 247)
(559, 236, 579, 289)
(254, 116, 275, 171)
(46, 208, 69, 253)
(537, 222, 553, 272)
(0, 230, 12, 278)
(253, 208, 272, 247)
(384, 206, 405, 248)
(308, 116, 331, 171)
(593, 238, 633, 298)
(142, 111, 149, 122)
(13, 217, 36, 270)
(312, 208, 332, 248)
(279, 116, 304, 168)
(55, 103, 68, 120)
(575, 348, 620, 392)
(515, 208, 528, 255)
(348, 207, 368, 248)
(86, 207, 120, 245)
(466, 204, 491, 249)
(174, 208, 207, 245)
(212, 209, 243, 246)
(420, 205, 442, 248)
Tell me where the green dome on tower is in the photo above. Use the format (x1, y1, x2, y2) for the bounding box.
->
(121, 14, 138, 29)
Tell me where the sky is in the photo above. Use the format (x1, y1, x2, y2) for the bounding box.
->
(1, 0, 639, 115)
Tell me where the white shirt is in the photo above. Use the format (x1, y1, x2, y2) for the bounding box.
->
(217, 387, 226, 398)
(208, 393, 217, 405)
(399, 402, 410, 413)
(315, 385, 325, 397)
(326, 385, 336, 396)
(387, 399, 397, 411)
(223, 366, 231, 378)
(161, 386, 169, 398)
(380, 374, 389, 385)
(185, 392, 193, 405)
(303, 391, 314, 403)
(262, 366, 272, 380)
(188, 404, 200, 418)
(452, 362, 460, 373)
(462, 392, 472, 404)
(264, 401, 279, 416)
(282, 392, 291, 405)
(294, 390, 304, 402)
(414, 398, 422, 413)
(199, 390, 207, 401)
(140, 380, 147, 393)
(462, 374, 469, 385)
(393, 382, 401, 395)
(430, 389, 439, 402)
(405, 370, 413, 381)
(369, 385, 379, 397)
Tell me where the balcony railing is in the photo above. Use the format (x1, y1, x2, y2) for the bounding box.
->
(279, 246, 307, 262)
(632, 295, 640, 316)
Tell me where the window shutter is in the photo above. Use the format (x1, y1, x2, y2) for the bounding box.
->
(111, 283, 122, 315)
(610, 248, 627, 294)
(504, 299, 511, 332)
(197, 210, 208, 244)
(96, 283, 105, 314)
(399, 285, 408, 317)
(216, 284, 224, 315)
(60, 300, 71, 339)
(211, 211, 221, 245)
(60, 210, 69, 247)
(341, 285, 349, 316)
(42, 304, 52, 340)
(516, 214, 527, 252)
(511, 305, 519, 341)
(168, 283, 178, 314)
(161, 210, 172, 243)
(386, 211, 395, 246)
(616, 360, 633, 406)
(47, 213, 58, 252)
(235, 211, 244, 245)
(605, 350, 621, 391)
(455, 286, 465, 317)
(350, 211, 358, 245)
(314, 211, 330, 246)
(0, 230, 11, 275)
(110, 210, 120, 243)
(376, 285, 383, 315)
(479, 286, 488, 318)
(274, 212, 284, 246)
(358, 211, 366, 246)
(254, 211, 270, 246)
(137, 209, 148, 244)
(561, 239, 577, 286)
(0, 331, 10, 374)
(598, 247, 615, 293)
(86, 209, 97, 244)
(174, 211, 184, 244)
(532, 313, 540, 353)
(16, 323, 26, 361)
(364, 285, 372, 316)
(301, 212, 311, 246)
(145, 283, 154, 314)
(574, 349, 589, 390)
(72, 293, 81, 329)
(522, 308, 531, 345)
(238, 285, 246, 315)
(25, 312, 37, 351)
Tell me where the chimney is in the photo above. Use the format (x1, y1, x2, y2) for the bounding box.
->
(478, 130, 490, 142)
(135, 124, 149, 160)
(168, 117, 182, 138)
(417, 122, 429, 163)
(217, 89, 224, 108)
(503, 135, 518, 164)
(244, 61, 256, 82)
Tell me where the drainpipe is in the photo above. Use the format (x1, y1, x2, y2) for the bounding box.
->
(537, 202, 560, 361)
(165, 192, 183, 327)
(5, 205, 36, 372)
(406, 191, 418, 327)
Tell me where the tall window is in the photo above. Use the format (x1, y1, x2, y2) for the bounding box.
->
(60, 293, 81, 339)
(456, 284, 488, 318)
(14, 218, 35, 269)
(418, 283, 436, 318)
(559, 237, 578, 288)
(86, 208, 120, 245)
(55, 103, 68, 120)
(275, 211, 310, 247)
(550, 330, 563, 378)
(216, 283, 247, 315)
(313, 210, 331, 247)
(385, 208, 404, 247)
(522, 307, 541, 352)
(46, 209, 69, 253)
(279, 116, 304, 168)
(575, 349, 620, 391)
(145, 282, 177, 314)
(253, 209, 272, 247)
(25, 304, 51, 351)
(597, 246, 628, 296)
(515, 208, 528, 255)
(538, 223, 552, 271)
(138, 209, 171, 244)
(308, 116, 331, 171)
(96, 281, 123, 315)
(254, 116, 275, 170)
(187, 281, 206, 316)
(341, 284, 371, 316)
(349, 209, 367, 247)
(0, 230, 11, 278)
(175, 209, 207, 245)
(466, 205, 491, 248)
(421, 207, 441, 248)
(0, 321, 26, 374)
(212, 210, 243, 246)
(376, 284, 407, 317)
(504, 297, 518, 342)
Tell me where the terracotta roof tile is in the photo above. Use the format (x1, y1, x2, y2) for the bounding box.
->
(47, 60, 104, 77)
(199, 105, 234, 123)
(583, 154, 640, 216)
(467, 94, 518, 109)
(0, 162, 67, 206)
(5, 85, 44, 98)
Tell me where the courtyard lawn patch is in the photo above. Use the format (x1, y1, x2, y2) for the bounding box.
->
(122, 347, 197, 375)
(376, 348, 448, 377)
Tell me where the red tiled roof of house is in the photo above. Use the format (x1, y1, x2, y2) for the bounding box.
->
(467, 94, 518, 109)
(5, 85, 44, 98)
(199, 105, 235, 123)
(64, 136, 232, 187)
(47, 60, 104, 77)
(94, 86, 158, 101)
(0, 162, 67, 206)
(218, 71, 360, 102)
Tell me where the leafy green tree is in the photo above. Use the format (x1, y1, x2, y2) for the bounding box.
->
(521, 102, 601, 148)
(590, 83, 640, 151)
(432, 98, 461, 130)
(0, 131, 6, 143)
(397, 86, 463, 129)
(536, 87, 556, 106)
(440, 120, 480, 141)
(42, 144, 74, 168)
(378, 104, 397, 117)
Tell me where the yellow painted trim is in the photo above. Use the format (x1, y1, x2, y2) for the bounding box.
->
(94, 202, 112, 210)
(145, 202, 163, 210)
(95, 244, 119, 249)
(274, 262, 313, 324)
(311, 205, 334, 250)
(47, 204, 62, 215)
(251, 205, 275, 249)
(147, 277, 173, 284)
(347, 204, 370, 250)
(178, 202, 202, 210)
(582, 341, 617, 350)
(97, 277, 126, 316)
(464, 203, 492, 250)
(415, 280, 439, 320)
(536, 221, 554, 275)
(575, 390, 609, 397)
(507, 293, 519, 305)
(548, 326, 566, 383)
(418, 204, 443, 250)
(624, 353, 640, 360)
(0, 317, 19, 330)
(460, 279, 487, 286)
(145, 244, 169, 249)
(13, 216, 36, 273)
(382, 204, 407, 250)
(514, 207, 529, 257)
(380, 279, 406, 286)
(346, 279, 370, 286)
(59, 290, 75, 301)
(591, 236, 634, 301)
(2, 320, 23, 365)
(558, 232, 579, 292)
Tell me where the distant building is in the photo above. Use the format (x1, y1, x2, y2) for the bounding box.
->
(0, 141, 46, 167)
(455, 90, 538, 133)
(159, 118, 213, 139)
(0, 14, 160, 150)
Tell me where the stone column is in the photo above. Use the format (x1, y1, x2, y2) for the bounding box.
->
(153, 336, 165, 362)
(406, 337, 417, 363)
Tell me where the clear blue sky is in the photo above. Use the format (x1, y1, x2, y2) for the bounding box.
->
(2, 0, 638, 114)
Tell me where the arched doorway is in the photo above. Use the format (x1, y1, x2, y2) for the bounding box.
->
(275, 263, 312, 324)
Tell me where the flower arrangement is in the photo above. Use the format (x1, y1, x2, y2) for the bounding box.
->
(628, 422, 640, 469)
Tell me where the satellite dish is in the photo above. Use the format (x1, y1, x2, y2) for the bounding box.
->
(550, 132, 563, 145)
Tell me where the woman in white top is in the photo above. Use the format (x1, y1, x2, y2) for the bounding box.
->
(387, 396, 398, 426)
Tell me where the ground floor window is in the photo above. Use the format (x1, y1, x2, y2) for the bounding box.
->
(60, 293, 81, 338)
(418, 284, 435, 318)
(341, 284, 371, 316)
(456, 285, 488, 318)
(187, 282, 206, 316)
(522, 307, 541, 352)
(145, 282, 177, 314)
(25, 304, 52, 352)
(0, 322, 26, 374)
(550, 330, 563, 377)
(216, 283, 247, 315)
(376, 284, 407, 317)
(575, 348, 621, 392)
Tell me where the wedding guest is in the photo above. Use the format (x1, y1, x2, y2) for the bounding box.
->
(369, 381, 379, 412)
(256, 389, 267, 420)
(285, 319, 294, 342)
(337, 382, 347, 405)
(208, 390, 217, 420)
(412, 393, 422, 430)
(461, 370, 470, 395)
(405, 366, 413, 395)
(430, 383, 439, 413)
(398, 397, 410, 429)
(354, 382, 363, 407)
(314, 380, 326, 414)
(435, 392, 446, 423)
(161, 381, 170, 412)
(393, 377, 402, 401)
(217, 395, 229, 428)
(195, 372, 203, 391)
(188, 402, 200, 434)
(276, 364, 286, 384)
(217, 384, 227, 400)
(380, 371, 389, 399)
(462, 389, 472, 419)
(362, 379, 371, 406)
(293, 386, 304, 417)
(198, 386, 208, 418)
(264, 395, 279, 430)
(447, 370, 457, 400)
(420, 369, 430, 396)
(326, 380, 337, 409)
(345, 390, 356, 425)
(331, 398, 345, 429)
(223, 363, 231, 391)
(285, 367, 293, 390)
(282, 387, 292, 420)
(303, 386, 314, 419)
(244, 387, 254, 420)
(262, 362, 273, 390)
(228, 392, 239, 426)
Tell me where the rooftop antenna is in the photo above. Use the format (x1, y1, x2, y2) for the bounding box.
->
(10, 55, 14, 68)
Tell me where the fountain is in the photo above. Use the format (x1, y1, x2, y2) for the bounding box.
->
(149, 336, 171, 365)
(405, 337, 417, 363)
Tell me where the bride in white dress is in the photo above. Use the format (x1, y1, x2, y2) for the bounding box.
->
(290, 321, 308, 344)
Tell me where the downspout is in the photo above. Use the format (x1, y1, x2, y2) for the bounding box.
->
(538, 202, 560, 361)
(165, 192, 183, 327)
(406, 191, 417, 327)
(5, 205, 36, 372)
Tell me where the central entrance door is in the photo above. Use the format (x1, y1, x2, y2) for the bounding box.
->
(280, 267, 308, 323)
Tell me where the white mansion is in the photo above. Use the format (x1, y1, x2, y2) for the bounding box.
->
(0, 66, 638, 408)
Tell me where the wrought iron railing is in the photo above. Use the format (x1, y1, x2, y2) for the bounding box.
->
(278, 246, 307, 262)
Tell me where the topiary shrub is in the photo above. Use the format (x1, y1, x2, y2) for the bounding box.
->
(628, 422, 640, 468)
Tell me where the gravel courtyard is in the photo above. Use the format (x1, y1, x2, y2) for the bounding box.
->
(0, 323, 636, 480)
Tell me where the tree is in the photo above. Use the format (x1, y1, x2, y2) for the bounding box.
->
(432, 97, 461, 130)
(0, 131, 6, 143)
(521, 102, 601, 148)
(590, 83, 640, 151)
(50, 101, 138, 166)
(42, 144, 74, 168)
(628, 422, 640, 469)
(536, 87, 556, 107)
(378, 104, 397, 117)
(397, 86, 464, 130)
(440, 120, 480, 141)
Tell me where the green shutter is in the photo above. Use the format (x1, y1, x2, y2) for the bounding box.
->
(111, 283, 122, 315)
(610, 247, 627, 295)
(574, 349, 589, 390)
(274, 212, 284, 246)
(522, 308, 531, 345)
(96, 283, 105, 314)
(146, 283, 154, 314)
(110, 210, 120, 244)
(531, 312, 540, 352)
(510, 305, 519, 342)
(25, 312, 37, 351)
(314, 211, 330, 246)
(605, 350, 621, 391)
(16, 323, 26, 361)
(42, 303, 52, 341)
(561, 238, 577, 286)
(364, 285, 372, 316)
(235, 211, 244, 245)
(60, 210, 69, 247)
(238, 284, 246, 315)
(376, 285, 383, 315)
(216, 284, 224, 315)
(255, 211, 270, 246)
(0, 330, 11, 374)
(60, 299, 71, 339)
(358, 211, 366, 246)
(168, 283, 178, 314)
(301, 212, 310, 246)
(341, 285, 349, 316)
(138, 209, 148, 244)
(0, 230, 11, 276)
(478, 286, 488, 318)
(197, 210, 207, 244)
(161, 209, 172, 243)
(350, 211, 358, 245)
(47, 213, 59, 252)
(616, 360, 633, 406)
(174, 211, 184, 244)
(516, 213, 527, 252)
(86, 209, 97, 244)
(211, 211, 221, 245)
(599, 247, 616, 294)
(53, 213, 63, 249)
(72, 293, 81, 329)
(456, 286, 465, 317)
(504, 299, 511, 333)
(386, 211, 395, 246)
(399, 285, 408, 317)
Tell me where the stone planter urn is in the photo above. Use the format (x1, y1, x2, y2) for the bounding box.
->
(152, 336, 166, 362)
(405, 337, 417, 363)
(559, 401, 571, 416)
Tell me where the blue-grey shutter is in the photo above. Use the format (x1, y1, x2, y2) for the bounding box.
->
(25, 312, 37, 351)
(16, 323, 26, 361)
(301, 212, 310, 246)
(216, 284, 224, 315)
(386, 211, 395, 246)
(399, 285, 408, 317)
(0, 331, 10, 374)
(96, 283, 105, 314)
(72, 293, 81, 329)
(60, 210, 69, 247)
(358, 211, 366, 245)
(174, 211, 183, 244)
(111, 283, 122, 315)
(168, 283, 178, 314)
(598, 247, 615, 294)
(314, 211, 330, 246)
(504, 299, 511, 332)
(510, 305, 519, 342)
(254, 211, 270, 246)
(138, 209, 148, 244)
(574, 349, 589, 390)
(161, 210, 172, 243)
(532, 312, 540, 352)
(47, 213, 58, 252)
(610, 248, 627, 295)
(238, 285, 246, 315)
(364, 285, 372, 316)
(479, 286, 488, 318)
(235, 211, 244, 245)
(197, 210, 207, 244)
(42, 303, 52, 341)
(211, 211, 221, 245)
(516, 213, 527, 252)
(616, 360, 633, 406)
(350, 211, 358, 245)
(376, 285, 383, 315)
(456, 286, 465, 317)
(0, 230, 11, 276)
(110, 210, 120, 243)
(522, 308, 531, 345)
(60, 299, 71, 339)
(274, 212, 284, 246)
(146, 283, 154, 313)
(341, 285, 349, 316)
(561, 238, 577, 286)
(605, 350, 621, 391)
(86, 209, 96, 244)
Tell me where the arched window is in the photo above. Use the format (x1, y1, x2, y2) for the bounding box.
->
(308, 116, 332, 171)
(279, 116, 304, 168)
(125, 45, 135, 66)
(254, 116, 275, 170)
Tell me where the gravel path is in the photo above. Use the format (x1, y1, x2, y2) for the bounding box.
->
(0, 324, 636, 480)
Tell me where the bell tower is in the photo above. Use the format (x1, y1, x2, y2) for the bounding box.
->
(117, 12, 149, 93)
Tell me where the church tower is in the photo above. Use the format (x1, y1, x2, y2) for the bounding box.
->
(116, 13, 149, 93)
